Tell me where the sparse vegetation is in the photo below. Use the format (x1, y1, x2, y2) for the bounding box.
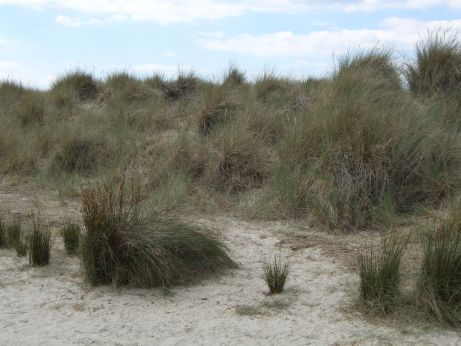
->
(262, 255, 290, 294)
(358, 234, 407, 314)
(28, 217, 51, 266)
(417, 203, 461, 326)
(80, 178, 236, 287)
(60, 223, 81, 255)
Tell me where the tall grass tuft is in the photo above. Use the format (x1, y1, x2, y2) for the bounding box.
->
(418, 203, 461, 326)
(262, 255, 291, 294)
(7, 220, 27, 256)
(0, 218, 6, 248)
(60, 223, 81, 255)
(406, 31, 461, 95)
(358, 234, 406, 314)
(223, 65, 246, 86)
(80, 178, 236, 287)
(28, 217, 51, 266)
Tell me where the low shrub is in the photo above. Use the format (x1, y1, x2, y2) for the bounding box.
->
(80, 178, 236, 287)
(262, 255, 290, 294)
(358, 234, 406, 314)
(28, 217, 51, 266)
(60, 223, 81, 255)
(417, 204, 461, 326)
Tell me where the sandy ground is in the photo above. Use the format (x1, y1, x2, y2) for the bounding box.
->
(1, 181, 461, 345)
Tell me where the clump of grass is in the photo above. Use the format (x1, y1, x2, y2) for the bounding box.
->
(60, 223, 81, 255)
(262, 254, 290, 294)
(80, 178, 236, 287)
(51, 71, 99, 107)
(28, 217, 51, 266)
(203, 119, 271, 193)
(223, 65, 246, 86)
(7, 220, 27, 257)
(103, 72, 149, 104)
(163, 71, 200, 100)
(0, 218, 6, 248)
(417, 204, 461, 326)
(406, 30, 461, 95)
(0, 80, 29, 108)
(358, 234, 406, 314)
(14, 91, 46, 127)
(254, 71, 288, 101)
(51, 135, 112, 175)
(197, 87, 235, 135)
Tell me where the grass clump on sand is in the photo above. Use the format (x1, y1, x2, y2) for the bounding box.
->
(28, 216, 51, 266)
(7, 220, 27, 257)
(0, 218, 6, 248)
(262, 255, 290, 294)
(60, 223, 81, 255)
(417, 203, 461, 326)
(269, 48, 461, 229)
(80, 178, 236, 288)
(358, 234, 407, 314)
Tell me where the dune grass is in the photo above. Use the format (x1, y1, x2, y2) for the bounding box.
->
(269, 48, 460, 229)
(28, 217, 51, 266)
(0, 33, 460, 229)
(60, 223, 81, 255)
(262, 255, 291, 294)
(417, 203, 461, 326)
(358, 234, 407, 314)
(80, 178, 236, 288)
(0, 218, 6, 248)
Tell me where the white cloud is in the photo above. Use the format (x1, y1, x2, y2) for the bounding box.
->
(55, 15, 108, 27)
(198, 18, 461, 57)
(0, 38, 7, 45)
(0, 1, 460, 24)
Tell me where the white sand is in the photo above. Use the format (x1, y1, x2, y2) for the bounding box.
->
(1, 184, 461, 345)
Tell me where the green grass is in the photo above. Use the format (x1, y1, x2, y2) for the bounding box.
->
(28, 217, 51, 266)
(60, 223, 81, 255)
(417, 203, 461, 326)
(80, 178, 236, 287)
(358, 234, 407, 314)
(262, 255, 291, 294)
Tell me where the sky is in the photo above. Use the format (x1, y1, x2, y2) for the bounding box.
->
(0, 0, 461, 88)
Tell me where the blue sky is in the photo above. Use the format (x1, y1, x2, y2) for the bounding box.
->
(0, 0, 460, 88)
